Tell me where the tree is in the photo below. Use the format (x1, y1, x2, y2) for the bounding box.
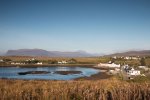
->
(25, 59, 39, 64)
(140, 58, 146, 66)
(68, 58, 77, 64)
(3, 58, 12, 62)
(32, 59, 39, 64)
(48, 60, 58, 64)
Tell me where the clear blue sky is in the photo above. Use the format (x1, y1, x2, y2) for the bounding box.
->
(0, 0, 150, 54)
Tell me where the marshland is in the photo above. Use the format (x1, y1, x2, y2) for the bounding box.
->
(0, 56, 150, 99)
(0, 78, 150, 100)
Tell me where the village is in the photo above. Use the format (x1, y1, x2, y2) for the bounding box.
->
(96, 56, 150, 80)
(0, 58, 77, 65)
(0, 56, 150, 81)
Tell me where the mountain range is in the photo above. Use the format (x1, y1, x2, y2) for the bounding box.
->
(106, 50, 150, 57)
(3, 49, 150, 57)
(5, 49, 99, 57)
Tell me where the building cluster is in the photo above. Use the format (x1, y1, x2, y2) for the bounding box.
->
(57, 60, 68, 64)
(0, 58, 77, 65)
(97, 60, 149, 80)
(138, 66, 149, 71)
(113, 56, 141, 60)
(98, 62, 120, 68)
(11, 62, 25, 65)
(25, 58, 36, 62)
(123, 65, 141, 76)
(10, 59, 71, 65)
(57, 59, 77, 64)
(11, 58, 43, 65)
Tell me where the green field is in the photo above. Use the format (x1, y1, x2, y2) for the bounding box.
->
(1, 56, 150, 68)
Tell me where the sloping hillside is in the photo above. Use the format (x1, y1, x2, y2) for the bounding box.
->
(106, 50, 150, 57)
(6, 49, 97, 57)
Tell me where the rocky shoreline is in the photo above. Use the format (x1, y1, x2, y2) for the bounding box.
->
(75, 70, 112, 80)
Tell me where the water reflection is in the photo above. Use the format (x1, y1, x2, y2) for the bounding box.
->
(0, 66, 100, 80)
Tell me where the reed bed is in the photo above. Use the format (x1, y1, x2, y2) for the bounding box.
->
(0, 79, 150, 100)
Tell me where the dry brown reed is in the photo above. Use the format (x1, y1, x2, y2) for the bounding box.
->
(0, 79, 150, 100)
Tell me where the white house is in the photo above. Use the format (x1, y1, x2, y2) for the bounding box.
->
(26, 58, 36, 62)
(123, 65, 130, 72)
(113, 56, 117, 59)
(138, 66, 149, 71)
(31, 58, 35, 61)
(127, 68, 140, 76)
(11, 62, 25, 65)
(123, 65, 129, 69)
(98, 63, 120, 68)
(58, 61, 62, 64)
(58, 61, 67, 64)
(115, 68, 120, 71)
(124, 57, 132, 60)
(11, 62, 15, 65)
(37, 62, 43, 65)
(132, 57, 140, 60)
(138, 66, 147, 69)
(62, 61, 67, 64)
(124, 56, 140, 60)
(109, 68, 120, 75)
(0, 59, 3, 62)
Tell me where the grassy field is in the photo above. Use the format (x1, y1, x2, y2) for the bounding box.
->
(2, 56, 150, 67)
(0, 56, 101, 64)
(0, 79, 150, 100)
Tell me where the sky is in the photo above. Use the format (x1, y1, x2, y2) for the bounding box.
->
(0, 0, 150, 54)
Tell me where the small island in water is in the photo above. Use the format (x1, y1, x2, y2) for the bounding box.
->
(54, 71, 82, 75)
(18, 71, 50, 75)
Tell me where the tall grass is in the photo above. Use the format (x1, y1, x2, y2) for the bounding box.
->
(0, 79, 150, 100)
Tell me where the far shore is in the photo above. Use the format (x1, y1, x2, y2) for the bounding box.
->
(0, 64, 95, 67)
(0, 64, 113, 70)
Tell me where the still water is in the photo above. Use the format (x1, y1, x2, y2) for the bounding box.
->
(0, 66, 100, 80)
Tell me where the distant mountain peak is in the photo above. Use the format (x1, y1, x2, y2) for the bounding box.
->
(5, 49, 100, 57)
